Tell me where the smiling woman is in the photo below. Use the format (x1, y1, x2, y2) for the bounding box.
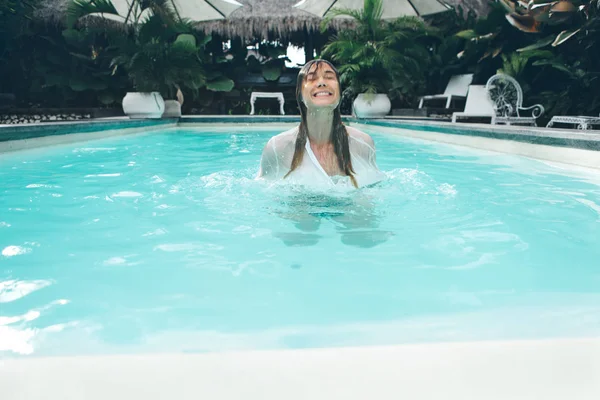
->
(256, 59, 386, 189)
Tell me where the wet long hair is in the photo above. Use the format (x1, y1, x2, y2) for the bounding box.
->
(283, 59, 357, 188)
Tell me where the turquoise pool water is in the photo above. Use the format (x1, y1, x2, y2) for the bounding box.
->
(1, 124, 600, 356)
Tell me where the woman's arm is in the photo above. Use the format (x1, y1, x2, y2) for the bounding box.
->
(256, 138, 279, 179)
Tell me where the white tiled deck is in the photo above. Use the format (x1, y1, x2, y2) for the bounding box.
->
(2, 338, 599, 400)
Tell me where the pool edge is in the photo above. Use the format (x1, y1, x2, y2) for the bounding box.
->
(354, 122, 600, 170)
(2, 337, 599, 400)
(2, 116, 599, 169)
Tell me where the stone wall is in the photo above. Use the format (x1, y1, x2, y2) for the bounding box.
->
(0, 112, 92, 125)
(0, 108, 123, 125)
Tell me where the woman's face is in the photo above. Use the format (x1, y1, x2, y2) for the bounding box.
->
(301, 62, 341, 110)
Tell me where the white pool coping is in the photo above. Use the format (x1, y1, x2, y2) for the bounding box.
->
(355, 123, 600, 170)
(0, 123, 178, 153)
(2, 338, 599, 400)
(3, 118, 600, 171)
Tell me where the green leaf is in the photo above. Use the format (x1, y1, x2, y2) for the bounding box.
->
(62, 29, 85, 46)
(44, 75, 68, 87)
(205, 71, 222, 80)
(246, 55, 261, 72)
(40, 35, 59, 47)
(206, 77, 234, 92)
(455, 30, 477, 40)
(69, 78, 89, 92)
(174, 33, 196, 47)
(532, 60, 572, 74)
(88, 81, 108, 91)
(97, 92, 116, 105)
(199, 34, 212, 46)
(262, 65, 282, 81)
(70, 52, 93, 62)
(521, 50, 554, 59)
(67, 0, 121, 28)
(552, 29, 580, 47)
(517, 36, 554, 52)
(46, 52, 65, 66)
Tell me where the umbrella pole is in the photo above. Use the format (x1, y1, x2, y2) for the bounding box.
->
(169, 0, 183, 22)
(304, 27, 315, 62)
(124, 0, 135, 24)
(323, 0, 338, 17)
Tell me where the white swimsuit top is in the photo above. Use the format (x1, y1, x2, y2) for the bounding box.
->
(256, 127, 386, 189)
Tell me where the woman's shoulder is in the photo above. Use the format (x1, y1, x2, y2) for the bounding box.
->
(273, 126, 299, 140)
(345, 125, 375, 150)
(262, 127, 299, 157)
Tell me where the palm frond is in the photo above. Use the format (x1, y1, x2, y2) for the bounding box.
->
(67, 0, 121, 28)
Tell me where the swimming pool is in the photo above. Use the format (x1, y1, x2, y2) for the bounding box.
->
(1, 123, 600, 357)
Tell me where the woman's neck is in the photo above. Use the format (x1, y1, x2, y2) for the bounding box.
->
(305, 108, 334, 146)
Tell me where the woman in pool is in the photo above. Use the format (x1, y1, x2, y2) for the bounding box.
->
(256, 59, 386, 188)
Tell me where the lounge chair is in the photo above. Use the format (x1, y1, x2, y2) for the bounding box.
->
(451, 85, 495, 123)
(546, 113, 600, 130)
(419, 74, 473, 109)
(485, 74, 544, 126)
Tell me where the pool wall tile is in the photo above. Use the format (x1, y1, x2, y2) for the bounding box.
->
(0, 119, 177, 142)
(180, 116, 302, 124)
(355, 119, 600, 152)
(2, 116, 599, 155)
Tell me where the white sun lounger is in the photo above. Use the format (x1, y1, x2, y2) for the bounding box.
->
(546, 114, 600, 130)
(419, 74, 474, 109)
(451, 85, 495, 123)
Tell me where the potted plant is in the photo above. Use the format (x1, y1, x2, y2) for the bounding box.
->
(67, 0, 212, 119)
(113, 30, 210, 118)
(321, 0, 434, 117)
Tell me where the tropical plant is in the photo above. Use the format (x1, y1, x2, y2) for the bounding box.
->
(33, 25, 130, 106)
(495, 0, 600, 119)
(67, 0, 232, 99)
(501, 0, 599, 47)
(320, 0, 436, 106)
(0, 0, 39, 97)
(423, 6, 477, 96)
(498, 49, 557, 80)
(245, 41, 290, 83)
(454, 2, 536, 81)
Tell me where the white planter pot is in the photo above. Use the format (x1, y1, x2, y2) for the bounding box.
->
(353, 93, 391, 118)
(122, 92, 165, 119)
(162, 100, 182, 118)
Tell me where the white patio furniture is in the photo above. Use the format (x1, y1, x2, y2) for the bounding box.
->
(419, 73, 473, 109)
(250, 92, 285, 115)
(546, 115, 600, 130)
(451, 85, 495, 123)
(485, 74, 544, 126)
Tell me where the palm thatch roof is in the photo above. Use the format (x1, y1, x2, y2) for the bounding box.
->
(195, 0, 492, 42)
(444, 0, 491, 16)
(194, 0, 352, 42)
(34, 0, 70, 23)
(36, 0, 492, 40)
(33, 0, 343, 42)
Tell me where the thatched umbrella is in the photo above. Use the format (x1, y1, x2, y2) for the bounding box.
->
(444, 0, 491, 16)
(294, 0, 452, 18)
(37, 0, 491, 26)
(34, 0, 70, 23)
(35, 0, 243, 24)
(195, 0, 493, 55)
(195, 0, 358, 62)
(195, 0, 352, 41)
(36, 0, 491, 61)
